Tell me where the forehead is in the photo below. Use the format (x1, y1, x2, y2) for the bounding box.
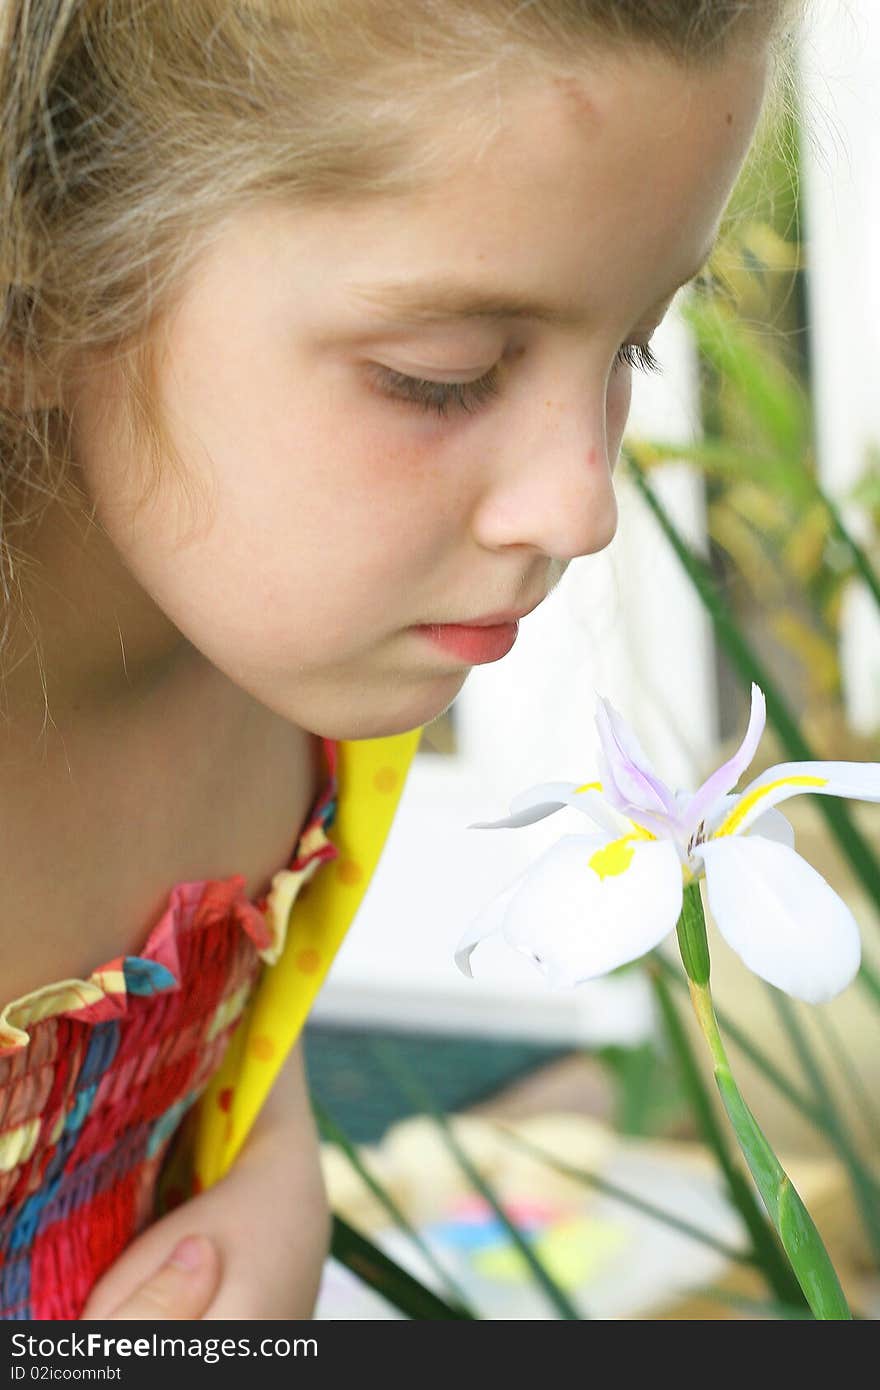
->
(176, 45, 768, 341)
(331, 47, 768, 323)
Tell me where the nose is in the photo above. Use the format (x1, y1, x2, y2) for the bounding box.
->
(471, 391, 619, 561)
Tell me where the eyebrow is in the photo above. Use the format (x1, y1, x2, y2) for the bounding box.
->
(346, 258, 712, 328)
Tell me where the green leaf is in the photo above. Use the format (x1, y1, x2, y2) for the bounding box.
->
(650, 969, 807, 1308)
(767, 990, 880, 1267)
(813, 1009, 880, 1151)
(330, 1215, 476, 1319)
(370, 1040, 585, 1320)
(819, 484, 880, 613)
(594, 1040, 687, 1136)
(314, 1099, 476, 1316)
(683, 296, 811, 462)
(714, 1068, 784, 1224)
(696, 1285, 817, 1319)
(629, 436, 812, 506)
(654, 954, 821, 1126)
(714, 1071, 851, 1319)
(777, 1178, 852, 1321)
(492, 1121, 754, 1266)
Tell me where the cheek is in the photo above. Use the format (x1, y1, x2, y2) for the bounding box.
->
(606, 370, 633, 461)
(348, 420, 470, 536)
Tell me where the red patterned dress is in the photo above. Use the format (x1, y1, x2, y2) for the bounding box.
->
(0, 740, 338, 1319)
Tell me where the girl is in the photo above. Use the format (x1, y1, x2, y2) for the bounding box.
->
(0, 1, 795, 1320)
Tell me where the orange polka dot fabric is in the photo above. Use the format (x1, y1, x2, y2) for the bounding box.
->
(336, 860, 364, 886)
(0, 739, 338, 1320)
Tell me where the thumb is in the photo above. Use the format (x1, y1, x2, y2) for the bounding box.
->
(83, 1236, 222, 1321)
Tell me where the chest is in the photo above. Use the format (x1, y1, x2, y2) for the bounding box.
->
(0, 674, 321, 1006)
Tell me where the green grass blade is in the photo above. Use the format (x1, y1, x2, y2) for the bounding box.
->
(766, 990, 880, 1265)
(626, 453, 880, 940)
(314, 1099, 477, 1316)
(812, 1008, 880, 1149)
(819, 482, 880, 613)
(682, 296, 812, 464)
(654, 955, 822, 1125)
(491, 1121, 754, 1266)
(650, 968, 808, 1308)
(714, 1071, 851, 1319)
(330, 1214, 476, 1319)
(370, 1039, 585, 1320)
(697, 1285, 817, 1319)
(630, 437, 810, 505)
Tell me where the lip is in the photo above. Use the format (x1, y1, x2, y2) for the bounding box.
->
(413, 621, 520, 665)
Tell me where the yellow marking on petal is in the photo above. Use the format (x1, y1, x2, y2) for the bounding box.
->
(575, 782, 602, 794)
(590, 837, 634, 879)
(589, 826, 654, 880)
(713, 775, 828, 838)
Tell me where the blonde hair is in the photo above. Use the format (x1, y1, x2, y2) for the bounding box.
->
(0, 0, 800, 662)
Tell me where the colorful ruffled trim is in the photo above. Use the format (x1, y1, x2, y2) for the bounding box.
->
(0, 739, 339, 1056)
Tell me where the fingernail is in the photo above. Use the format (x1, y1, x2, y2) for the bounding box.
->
(169, 1235, 208, 1271)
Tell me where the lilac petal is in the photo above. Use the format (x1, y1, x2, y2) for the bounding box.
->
(594, 698, 678, 818)
(607, 800, 687, 844)
(680, 683, 766, 840)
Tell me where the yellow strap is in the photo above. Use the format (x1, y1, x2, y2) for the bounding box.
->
(181, 727, 422, 1190)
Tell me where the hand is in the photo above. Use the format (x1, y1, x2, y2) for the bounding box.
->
(81, 1041, 331, 1320)
(80, 1235, 221, 1320)
(80, 1157, 329, 1321)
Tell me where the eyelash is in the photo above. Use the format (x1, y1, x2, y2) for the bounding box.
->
(372, 342, 661, 418)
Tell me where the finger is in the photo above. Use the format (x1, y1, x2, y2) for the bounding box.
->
(83, 1236, 221, 1321)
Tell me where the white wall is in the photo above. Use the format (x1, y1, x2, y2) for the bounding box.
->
(799, 0, 880, 734)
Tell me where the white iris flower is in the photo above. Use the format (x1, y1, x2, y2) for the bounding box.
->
(456, 684, 880, 1003)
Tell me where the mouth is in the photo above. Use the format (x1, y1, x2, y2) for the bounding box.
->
(411, 620, 520, 665)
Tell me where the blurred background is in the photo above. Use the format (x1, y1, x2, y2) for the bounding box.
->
(308, 0, 880, 1319)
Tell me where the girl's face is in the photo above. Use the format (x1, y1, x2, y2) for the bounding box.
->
(71, 44, 768, 739)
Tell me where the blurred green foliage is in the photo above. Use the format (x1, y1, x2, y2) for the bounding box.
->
(628, 91, 879, 754)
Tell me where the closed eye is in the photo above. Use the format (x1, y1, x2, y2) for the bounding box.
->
(614, 342, 661, 374)
(369, 339, 661, 419)
(368, 365, 502, 417)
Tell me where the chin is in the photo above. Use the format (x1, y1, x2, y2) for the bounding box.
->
(309, 672, 467, 742)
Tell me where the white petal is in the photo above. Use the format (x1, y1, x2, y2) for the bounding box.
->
(470, 780, 626, 837)
(500, 833, 683, 987)
(699, 836, 861, 1003)
(748, 805, 796, 850)
(704, 795, 795, 850)
(454, 866, 533, 977)
(715, 760, 880, 838)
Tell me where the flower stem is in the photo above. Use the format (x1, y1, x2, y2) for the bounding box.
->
(676, 880, 711, 986)
(674, 887, 853, 1320)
